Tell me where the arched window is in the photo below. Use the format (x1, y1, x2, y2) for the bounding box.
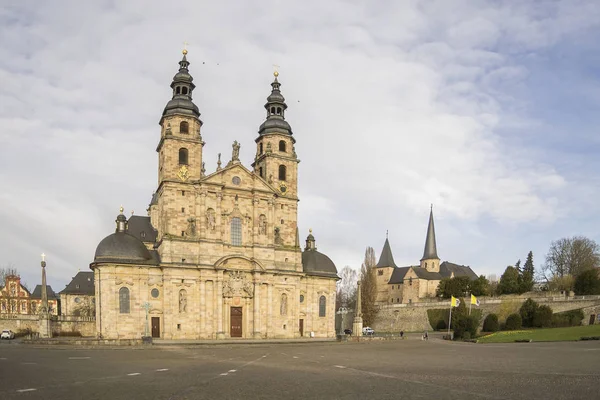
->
(280, 293, 288, 315)
(119, 287, 130, 314)
(278, 165, 286, 181)
(270, 106, 276, 115)
(176, 87, 181, 95)
(259, 167, 263, 178)
(319, 295, 326, 317)
(231, 217, 242, 246)
(276, 107, 282, 115)
(180, 121, 189, 134)
(279, 140, 286, 152)
(259, 142, 263, 154)
(179, 148, 188, 165)
(182, 87, 188, 95)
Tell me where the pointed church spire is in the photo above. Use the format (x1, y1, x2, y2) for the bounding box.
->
(258, 71, 292, 136)
(376, 236, 397, 268)
(421, 207, 439, 260)
(162, 49, 200, 120)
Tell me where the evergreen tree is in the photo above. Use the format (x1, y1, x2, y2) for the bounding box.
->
(521, 251, 535, 293)
(498, 266, 520, 294)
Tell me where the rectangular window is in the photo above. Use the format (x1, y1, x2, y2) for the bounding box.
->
(231, 217, 242, 246)
(181, 207, 185, 213)
(182, 191, 185, 196)
(378, 270, 383, 276)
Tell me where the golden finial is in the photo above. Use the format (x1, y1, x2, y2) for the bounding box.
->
(183, 41, 189, 55)
(273, 64, 280, 77)
(309, 228, 312, 234)
(119, 205, 124, 214)
(131, 210, 134, 216)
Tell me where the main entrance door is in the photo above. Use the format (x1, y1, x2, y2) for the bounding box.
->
(299, 319, 304, 337)
(151, 317, 160, 338)
(230, 307, 242, 337)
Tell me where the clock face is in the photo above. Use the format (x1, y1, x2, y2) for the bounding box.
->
(177, 165, 189, 182)
(279, 183, 287, 194)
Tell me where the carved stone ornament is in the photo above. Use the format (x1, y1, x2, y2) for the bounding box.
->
(222, 271, 254, 298)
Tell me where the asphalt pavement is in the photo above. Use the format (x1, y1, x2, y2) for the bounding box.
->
(0, 338, 598, 399)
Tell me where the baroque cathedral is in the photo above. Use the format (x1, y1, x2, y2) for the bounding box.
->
(90, 50, 338, 340)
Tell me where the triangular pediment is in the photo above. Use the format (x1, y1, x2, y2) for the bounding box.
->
(202, 162, 276, 194)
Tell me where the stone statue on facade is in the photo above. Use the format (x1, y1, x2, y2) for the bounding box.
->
(280, 293, 288, 316)
(266, 142, 272, 154)
(232, 140, 240, 161)
(179, 290, 187, 313)
(206, 209, 216, 231)
(217, 153, 222, 171)
(274, 227, 283, 245)
(186, 217, 196, 237)
(259, 215, 267, 235)
(165, 123, 172, 135)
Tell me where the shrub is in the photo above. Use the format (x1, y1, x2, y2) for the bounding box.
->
(436, 320, 447, 331)
(552, 309, 584, 327)
(519, 298, 539, 328)
(505, 313, 522, 330)
(574, 269, 600, 295)
(482, 314, 499, 332)
(453, 315, 478, 340)
(532, 305, 553, 328)
(427, 309, 450, 331)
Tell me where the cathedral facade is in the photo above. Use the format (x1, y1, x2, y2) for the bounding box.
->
(90, 51, 338, 340)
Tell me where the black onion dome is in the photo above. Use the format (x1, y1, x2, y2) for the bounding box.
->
(162, 52, 200, 120)
(94, 232, 153, 264)
(302, 250, 338, 277)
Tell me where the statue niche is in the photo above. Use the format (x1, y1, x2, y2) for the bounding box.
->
(259, 214, 267, 235)
(179, 289, 187, 313)
(206, 208, 216, 232)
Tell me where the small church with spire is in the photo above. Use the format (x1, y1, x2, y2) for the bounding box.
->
(89, 50, 338, 340)
(374, 207, 478, 305)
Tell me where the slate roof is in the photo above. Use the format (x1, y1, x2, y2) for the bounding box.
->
(31, 285, 59, 300)
(128, 216, 158, 243)
(439, 262, 478, 280)
(59, 272, 95, 295)
(388, 266, 411, 284)
(302, 250, 338, 278)
(421, 209, 439, 260)
(376, 238, 398, 268)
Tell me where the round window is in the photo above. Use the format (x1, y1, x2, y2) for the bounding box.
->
(74, 297, 81, 304)
(151, 288, 160, 298)
(299, 294, 304, 303)
(232, 176, 241, 185)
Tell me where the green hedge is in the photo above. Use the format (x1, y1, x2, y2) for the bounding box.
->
(483, 313, 499, 332)
(427, 309, 450, 331)
(552, 309, 584, 327)
(505, 313, 522, 330)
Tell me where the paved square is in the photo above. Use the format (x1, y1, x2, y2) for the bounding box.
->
(0, 339, 598, 399)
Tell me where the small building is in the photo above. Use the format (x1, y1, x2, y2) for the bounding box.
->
(59, 271, 95, 317)
(30, 285, 60, 316)
(375, 208, 478, 304)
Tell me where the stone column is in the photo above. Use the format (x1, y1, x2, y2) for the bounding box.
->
(267, 282, 273, 338)
(199, 279, 206, 338)
(253, 274, 261, 338)
(39, 253, 51, 338)
(216, 270, 225, 339)
(352, 281, 363, 337)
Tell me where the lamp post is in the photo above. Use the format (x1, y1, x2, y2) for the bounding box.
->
(40, 253, 48, 314)
(142, 302, 151, 338)
(39, 253, 51, 338)
(336, 307, 348, 336)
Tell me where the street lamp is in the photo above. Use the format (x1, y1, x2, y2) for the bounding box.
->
(336, 307, 348, 335)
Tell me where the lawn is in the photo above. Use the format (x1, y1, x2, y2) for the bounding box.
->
(477, 325, 600, 343)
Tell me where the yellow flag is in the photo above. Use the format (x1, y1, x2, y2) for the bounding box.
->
(471, 294, 480, 306)
(451, 296, 460, 307)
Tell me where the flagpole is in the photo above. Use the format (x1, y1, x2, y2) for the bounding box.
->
(447, 302, 452, 337)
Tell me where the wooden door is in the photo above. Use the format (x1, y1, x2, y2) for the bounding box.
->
(151, 317, 160, 338)
(589, 314, 596, 325)
(299, 319, 304, 337)
(230, 307, 242, 338)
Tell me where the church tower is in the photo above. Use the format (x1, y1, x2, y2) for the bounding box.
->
(154, 50, 204, 239)
(252, 71, 299, 198)
(420, 207, 440, 273)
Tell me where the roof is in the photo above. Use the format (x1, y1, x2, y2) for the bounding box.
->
(302, 249, 338, 278)
(388, 266, 411, 284)
(411, 267, 442, 280)
(421, 209, 439, 260)
(59, 272, 95, 295)
(31, 285, 59, 300)
(93, 232, 158, 265)
(376, 238, 398, 268)
(127, 216, 158, 243)
(439, 262, 478, 280)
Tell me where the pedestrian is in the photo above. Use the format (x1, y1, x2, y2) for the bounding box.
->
(400, 330, 404, 339)
(424, 331, 428, 341)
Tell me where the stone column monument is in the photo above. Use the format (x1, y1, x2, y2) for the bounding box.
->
(352, 281, 363, 337)
(39, 253, 52, 338)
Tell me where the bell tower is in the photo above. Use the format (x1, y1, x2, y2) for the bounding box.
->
(420, 206, 440, 273)
(157, 49, 204, 185)
(153, 49, 204, 240)
(252, 71, 299, 198)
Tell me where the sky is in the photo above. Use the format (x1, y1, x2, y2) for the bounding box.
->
(1, 0, 600, 291)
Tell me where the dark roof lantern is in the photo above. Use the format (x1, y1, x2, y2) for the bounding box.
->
(162, 50, 201, 121)
(258, 71, 293, 137)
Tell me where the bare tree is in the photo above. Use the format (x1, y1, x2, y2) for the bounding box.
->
(0, 264, 19, 286)
(73, 297, 96, 317)
(360, 246, 378, 326)
(542, 236, 600, 280)
(336, 266, 358, 309)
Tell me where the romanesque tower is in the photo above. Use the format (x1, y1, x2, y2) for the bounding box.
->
(153, 50, 204, 240)
(420, 207, 440, 273)
(252, 71, 299, 199)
